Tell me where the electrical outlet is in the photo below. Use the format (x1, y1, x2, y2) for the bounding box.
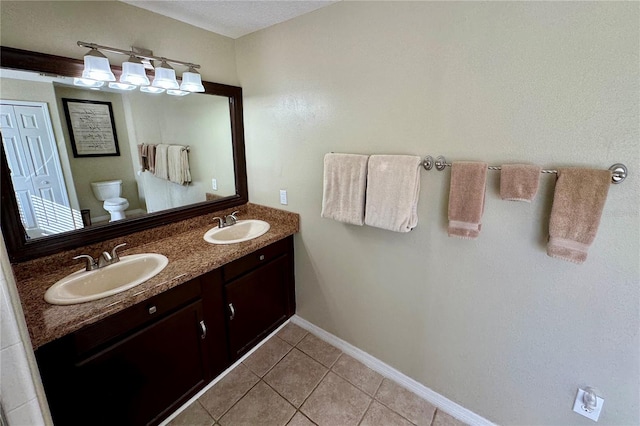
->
(279, 189, 288, 205)
(211, 179, 217, 191)
(573, 388, 604, 422)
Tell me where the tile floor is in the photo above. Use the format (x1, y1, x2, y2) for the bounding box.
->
(169, 323, 468, 426)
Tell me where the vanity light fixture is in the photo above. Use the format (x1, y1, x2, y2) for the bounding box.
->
(73, 78, 105, 88)
(108, 82, 137, 91)
(140, 86, 165, 94)
(166, 89, 190, 97)
(120, 55, 150, 86)
(82, 48, 116, 82)
(77, 41, 203, 96)
(179, 67, 205, 93)
(151, 60, 180, 90)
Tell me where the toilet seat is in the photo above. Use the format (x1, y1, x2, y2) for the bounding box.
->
(104, 197, 128, 207)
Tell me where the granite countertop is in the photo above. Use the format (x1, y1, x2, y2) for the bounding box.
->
(12, 203, 299, 349)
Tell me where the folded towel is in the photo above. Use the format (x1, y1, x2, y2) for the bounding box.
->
(364, 155, 422, 232)
(154, 144, 169, 180)
(500, 164, 541, 202)
(547, 168, 611, 264)
(168, 145, 192, 185)
(148, 144, 156, 174)
(321, 153, 369, 226)
(448, 162, 488, 239)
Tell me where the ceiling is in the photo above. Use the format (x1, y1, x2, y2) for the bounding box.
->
(121, 1, 337, 39)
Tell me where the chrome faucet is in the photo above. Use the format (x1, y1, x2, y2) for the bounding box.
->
(212, 211, 239, 228)
(74, 243, 127, 271)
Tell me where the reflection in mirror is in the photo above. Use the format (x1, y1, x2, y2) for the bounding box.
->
(0, 46, 247, 262)
(1, 69, 236, 240)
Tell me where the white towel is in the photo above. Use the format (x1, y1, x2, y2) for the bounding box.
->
(154, 144, 169, 180)
(364, 155, 422, 232)
(321, 153, 369, 226)
(168, 145, 191, 185)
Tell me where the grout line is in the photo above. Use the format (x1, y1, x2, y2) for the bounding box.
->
(291, 315, 494, 426)
(159, 319, 291, 426)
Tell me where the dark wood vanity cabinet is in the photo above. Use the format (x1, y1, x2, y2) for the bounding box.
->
(35, 236, 295, 426)
(224, 236, 296, 358)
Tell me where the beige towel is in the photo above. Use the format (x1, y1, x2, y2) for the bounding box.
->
(448, 162, 488, 239)
(168, 145, 192, 185)
(500, 164, 541, 202)
(154, 144, 169, 180)
(321, 153, 369, 226)
(364, 155, 422, 232)
(547, 168, 611, 264)
(148, 144, 156, 174)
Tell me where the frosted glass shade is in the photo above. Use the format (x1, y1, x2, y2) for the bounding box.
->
(152, 62, 179, 90)
(167, 89, 190, 97)
(73, 78, 105, 88)
(140, 86, 165, 94)
(109, 82, 137, 91)
(82, 49, 115, 82)
(121, 59, 150, 86)
(179, 71, 205, 92)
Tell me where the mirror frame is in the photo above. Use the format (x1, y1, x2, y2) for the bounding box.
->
(0, 46, 248, 262)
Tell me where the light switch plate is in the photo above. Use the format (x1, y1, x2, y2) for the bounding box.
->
(211, 179, 217, 191)
(279, 189, 288, 205)
(573, 388, 604, 422)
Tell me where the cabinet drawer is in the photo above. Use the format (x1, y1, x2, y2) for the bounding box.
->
(223, 237, 290, 281)
(73, 277, 202, 356)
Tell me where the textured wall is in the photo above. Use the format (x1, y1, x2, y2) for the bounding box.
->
(235, 2, 639, 425)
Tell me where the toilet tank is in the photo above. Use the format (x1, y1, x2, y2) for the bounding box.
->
(91, 180, 123, 201)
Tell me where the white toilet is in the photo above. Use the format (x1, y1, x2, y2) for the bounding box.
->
(90, 180, 129, 222)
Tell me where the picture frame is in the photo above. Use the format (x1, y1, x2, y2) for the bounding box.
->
(62, 98, 120, 157)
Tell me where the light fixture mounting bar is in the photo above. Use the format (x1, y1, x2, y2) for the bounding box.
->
(77, 41, 200, 69)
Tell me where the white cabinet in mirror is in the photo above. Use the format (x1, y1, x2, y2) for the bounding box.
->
(0, 69, 237, 239)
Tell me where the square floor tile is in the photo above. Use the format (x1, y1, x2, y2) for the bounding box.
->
(198, 363, 259, 420)
(331, 353, 383, 396)
(264, 348, 328, 407)
(375, 379, 436, 426)
(277, 322, 309, 346)
(296, 334, 342, 368)
(300, 372, 371, 426)
(219, 381, 295, 426)
(169, 401, 215, 426)
(360, 401, 414, 426)
(432, 409, 469, 426)
(287, 412, 317, 426)
(243, 336, 292, 377)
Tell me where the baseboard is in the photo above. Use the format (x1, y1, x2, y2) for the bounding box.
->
(291, 315, 495, 426)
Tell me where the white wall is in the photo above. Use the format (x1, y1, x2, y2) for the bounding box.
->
(235, 2, 639, 425)
(123, 91, 235, 212)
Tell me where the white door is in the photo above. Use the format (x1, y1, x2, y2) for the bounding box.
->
(0, 102, 78, 236)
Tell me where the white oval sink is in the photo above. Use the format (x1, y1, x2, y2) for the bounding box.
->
(204, 220, 270, 244)
(45, 253, 169, 305)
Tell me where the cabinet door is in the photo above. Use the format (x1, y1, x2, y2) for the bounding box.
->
(71, 300, 209, 426)
(226, 255, 289, 357)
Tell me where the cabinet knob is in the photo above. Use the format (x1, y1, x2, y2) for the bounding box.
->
(148, 306, 157, 315)
(228, 303, 235, 320)
(258, 254, 265, 261)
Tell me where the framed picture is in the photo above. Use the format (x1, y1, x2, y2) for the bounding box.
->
(62, 99, 120, 157)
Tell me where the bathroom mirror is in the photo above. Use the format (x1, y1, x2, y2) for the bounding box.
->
(0, 47, 248, 262)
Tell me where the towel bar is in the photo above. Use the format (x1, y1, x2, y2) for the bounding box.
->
(422, 155, 627, 184)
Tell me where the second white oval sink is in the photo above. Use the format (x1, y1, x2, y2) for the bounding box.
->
(44, 253, 169, 305)
(204, 220, 270, 244)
